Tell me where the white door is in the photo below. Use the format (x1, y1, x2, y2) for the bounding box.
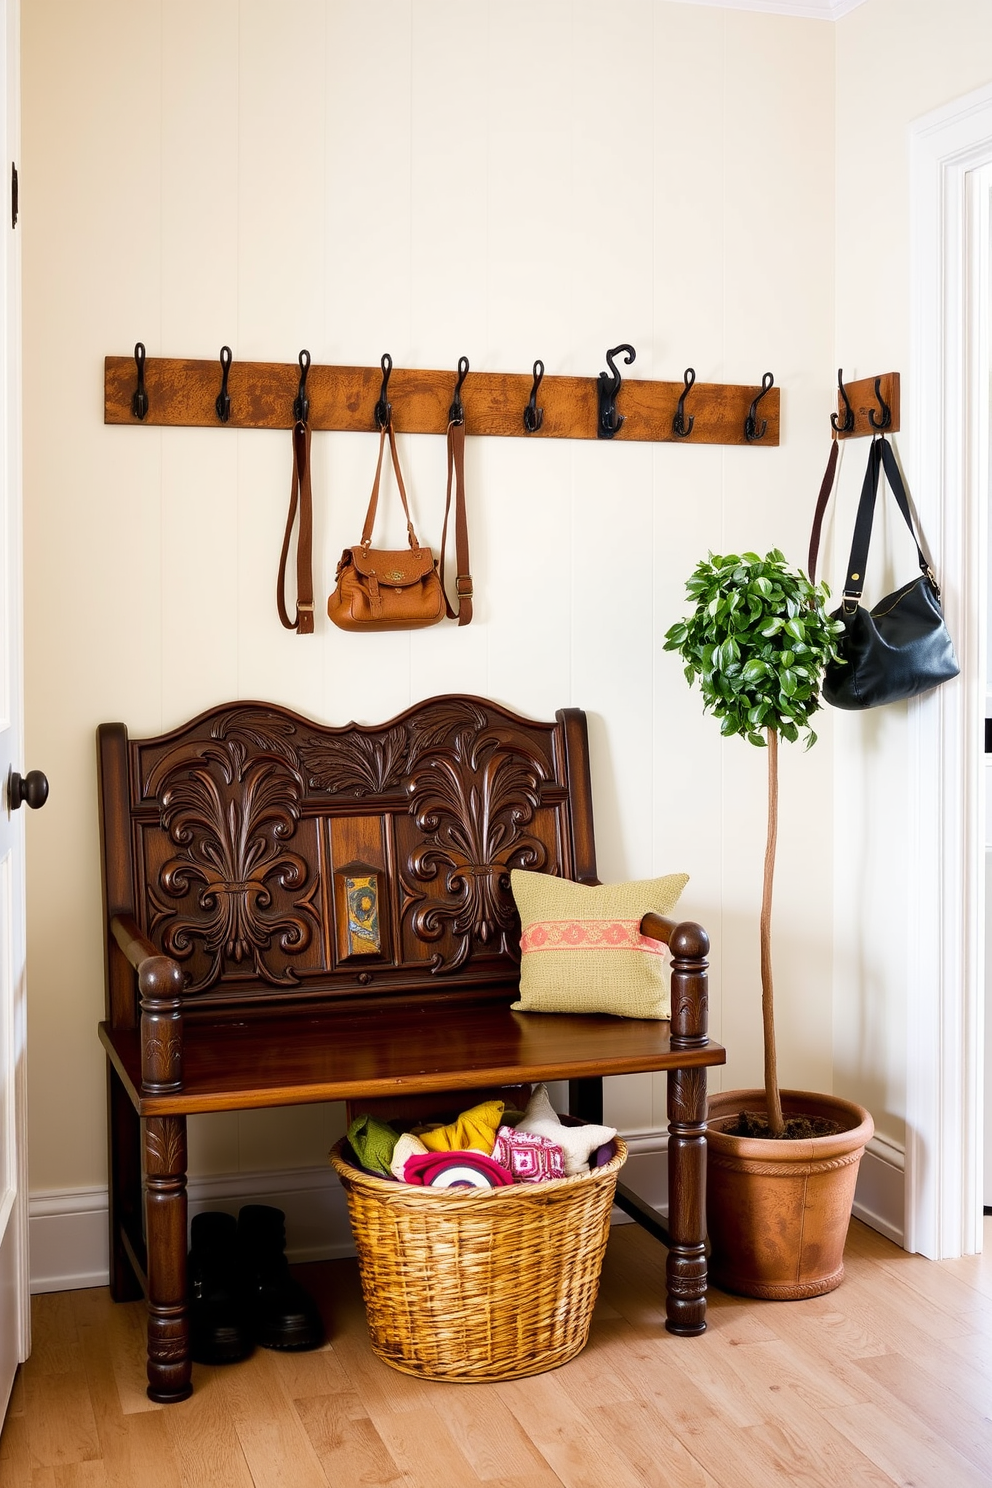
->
(0, 0, 31, 1423)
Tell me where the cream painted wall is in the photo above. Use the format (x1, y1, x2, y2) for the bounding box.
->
(20, 0, 836, 1196)
(830, 0, 992, 1148)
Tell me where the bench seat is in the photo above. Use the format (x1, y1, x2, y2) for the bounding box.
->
(100, 999, 722, 1116)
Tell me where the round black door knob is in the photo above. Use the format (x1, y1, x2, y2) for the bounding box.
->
(9, 769, 49, 811)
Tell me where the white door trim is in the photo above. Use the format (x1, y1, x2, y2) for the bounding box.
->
(907, 82, 992, 1259)
(2, 0, 28, 1382)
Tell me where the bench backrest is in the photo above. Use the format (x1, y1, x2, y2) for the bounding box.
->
(98, 695, 598, 1028)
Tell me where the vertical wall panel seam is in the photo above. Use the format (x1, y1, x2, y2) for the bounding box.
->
(718, 10, 727, 1071)
(157, 0, 165, 732)
(650, 0, 658, 1129)
(236, 3, 245, 1173)
(235, 0, 243, 707)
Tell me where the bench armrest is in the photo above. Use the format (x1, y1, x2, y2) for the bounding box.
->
(110, 914, 185, 1095)
(111, 913, 160, 970)
(640, 912, 710, 1048)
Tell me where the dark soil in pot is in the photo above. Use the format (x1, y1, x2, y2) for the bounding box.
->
(728, 1109, 842, 1140)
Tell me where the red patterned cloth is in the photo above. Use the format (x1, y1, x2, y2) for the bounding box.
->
(401, 1150, 513, 1189)
(491, 1125, 566, 1183)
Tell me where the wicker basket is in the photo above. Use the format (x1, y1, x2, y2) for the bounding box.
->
(329, 1135, 627, 1382)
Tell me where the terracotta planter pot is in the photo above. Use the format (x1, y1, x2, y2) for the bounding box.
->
(705, 1088, 874, 1300)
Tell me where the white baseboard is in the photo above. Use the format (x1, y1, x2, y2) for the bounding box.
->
(612, 1129, 906, 1249)
(29, 1187, 110, 1294)
(852, 1133, 906, 1248)
(27, 1129, 906, 1295)
(28, 1166, 355, 1295)
(610, 1131, 671, 1223)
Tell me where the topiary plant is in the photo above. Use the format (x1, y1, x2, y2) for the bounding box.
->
(663, 550, 844, 1137)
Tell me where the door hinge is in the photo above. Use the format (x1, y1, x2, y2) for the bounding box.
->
(11, 163, 17, 228)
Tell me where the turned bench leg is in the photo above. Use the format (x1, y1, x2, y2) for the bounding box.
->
(665, 1065, 708, 1335)
(142, 1114, 191, 1403)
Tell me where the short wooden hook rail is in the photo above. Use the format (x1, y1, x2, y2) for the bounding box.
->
(104, 350, 781, 447)
(832, 370, 900, 439)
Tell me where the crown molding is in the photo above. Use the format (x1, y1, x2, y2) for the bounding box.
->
(668, 0, 868, 19)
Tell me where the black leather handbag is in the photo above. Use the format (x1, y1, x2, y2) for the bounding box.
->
(809, 436, 959, 711)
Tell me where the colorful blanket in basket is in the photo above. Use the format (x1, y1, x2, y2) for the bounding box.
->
(516, 1083, 618, 1175)
(414, 1100, 505, 1153)
(492, 1125, 566, 1182)
(402, 1150, 513, 1189)
(346, 1113, 400, 1176)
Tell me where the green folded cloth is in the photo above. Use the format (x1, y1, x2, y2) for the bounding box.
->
(347, 1114, 400, 1177)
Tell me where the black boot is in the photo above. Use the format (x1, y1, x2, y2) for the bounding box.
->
(188, 1210, 253, 1364)
(237, 1205, 324, 1352)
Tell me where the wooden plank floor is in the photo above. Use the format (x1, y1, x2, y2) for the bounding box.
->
(2, 1218, 992, 1488)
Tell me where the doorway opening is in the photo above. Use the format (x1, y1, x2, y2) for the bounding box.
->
(907, 88, 992, 1259)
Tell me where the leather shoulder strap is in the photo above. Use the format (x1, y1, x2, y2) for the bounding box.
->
(876, 437, 935, 585)
(360, 421, 422, 551)
(807, 438, 839, 583)
(276, 419, 314, 633)
(440, 420, 473, 625)
(840, 437, 934, 610)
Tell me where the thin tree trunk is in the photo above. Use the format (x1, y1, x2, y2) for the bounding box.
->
(761, 726, 784, 1136)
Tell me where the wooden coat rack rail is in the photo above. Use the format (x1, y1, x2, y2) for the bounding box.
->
(104, 350, 781, 447)
(832, 371, 900, 439)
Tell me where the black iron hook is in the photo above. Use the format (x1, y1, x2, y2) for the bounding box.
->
(215, 345, 233, 423)
(744, 372, 775, 443)
(831, 367, 854, 434)
(523, 359, 545, 433)
(673, 367, 696, 439)
(597, 343, 636, 439)
(131, 342, 148, 421)
(293, 349, 311, 423)
(868, 375, 891, 431)
(449, 355, 470, 425)
(374, 352, 393, 430)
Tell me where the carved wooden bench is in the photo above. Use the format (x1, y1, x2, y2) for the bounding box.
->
(97, 695, 725, 1402)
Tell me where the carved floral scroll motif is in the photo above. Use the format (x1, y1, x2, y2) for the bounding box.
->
(403, 726, 551, 971)
(142, 700, 559, 988)
(148, 739, 319, 992)
(298, 699, 491, 796)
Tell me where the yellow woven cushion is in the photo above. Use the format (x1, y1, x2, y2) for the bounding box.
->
(509, 869, 689, 1019)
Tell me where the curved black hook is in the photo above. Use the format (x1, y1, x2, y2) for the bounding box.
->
(215, 345, 233, 424)
(831, 367, 854, 434)
(673, 367, 696, 439)
(374, 352, 393, 430)
(523, 359, 545, 433)
(868, 375, 891, 431)
(449, 355, 470, 425)
(597, 343, 636, 439)
(744, 371, 775, 443)
(293, 349, 311, 423)
(131, 342, 148, 421)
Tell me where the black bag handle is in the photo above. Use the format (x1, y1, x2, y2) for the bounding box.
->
(839, 437, 935, 613)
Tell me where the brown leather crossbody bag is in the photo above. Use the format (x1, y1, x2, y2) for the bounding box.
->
(328, 418, 473, 632)
(328, 420, 446, 632)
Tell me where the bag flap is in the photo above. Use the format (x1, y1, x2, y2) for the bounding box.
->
(352, 546, 436, 585)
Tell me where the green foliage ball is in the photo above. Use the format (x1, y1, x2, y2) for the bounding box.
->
(663, 549, 844, 749)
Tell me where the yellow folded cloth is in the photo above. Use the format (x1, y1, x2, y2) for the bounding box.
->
(417, 1099, 505, 1154)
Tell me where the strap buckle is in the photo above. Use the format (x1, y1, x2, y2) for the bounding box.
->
(455, 575, 474, 599)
